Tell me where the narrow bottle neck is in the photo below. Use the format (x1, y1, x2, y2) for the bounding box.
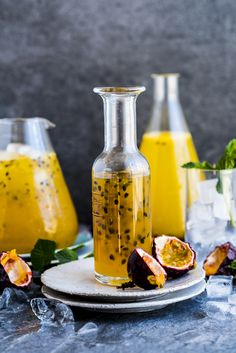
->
(153, 75, 179, 102)
(103, 95, 137, 151)
(146, 74, 189, 133)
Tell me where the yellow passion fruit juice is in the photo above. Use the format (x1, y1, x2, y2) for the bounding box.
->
(92, 172, 152, 281)
(0, 151, 78, 253)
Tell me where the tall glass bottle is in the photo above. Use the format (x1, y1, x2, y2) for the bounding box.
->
(92, 87, 152, 286)
(140, 74, 200, 239)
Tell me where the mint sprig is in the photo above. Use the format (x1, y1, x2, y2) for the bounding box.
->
(182, 139, 236, 171)
(216, 139, 236, 170)
(55, 248, 78, 264)
(54, 244, 84, 264)
(182, 161, 215, 170)
(182, 138, 236, 226)
(31, 239, 56, 272)
(30, 239, 89, 272)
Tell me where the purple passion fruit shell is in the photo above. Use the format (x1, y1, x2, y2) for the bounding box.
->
(127, 248, 167, 290)
(203, 242, 236, 276)
(152, 235, 196, 278)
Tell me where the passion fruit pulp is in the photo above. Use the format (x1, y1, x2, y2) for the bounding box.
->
(127, 248, 167, 290)
(203, 242, 236, 276)
(152, 235, 196, 278)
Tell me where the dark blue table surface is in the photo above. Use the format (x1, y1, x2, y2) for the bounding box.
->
(1, 283, 236, 353)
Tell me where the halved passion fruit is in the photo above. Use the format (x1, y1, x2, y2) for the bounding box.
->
(127, 248, 167, 290)
(0, 249, 32, 287)
(153, 235, 196, 278)
(203, 242, 236, 276)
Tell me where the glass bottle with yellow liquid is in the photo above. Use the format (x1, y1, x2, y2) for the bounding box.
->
(0, 118, 78, 253)
(92, 87, 152, 286)
(140, 74, 201, 240)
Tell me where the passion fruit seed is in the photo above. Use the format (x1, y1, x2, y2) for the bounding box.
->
(127, 248, 167, 290)
(153, 235, 196, 278)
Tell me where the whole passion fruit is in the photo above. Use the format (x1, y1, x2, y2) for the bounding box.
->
(203, 242, 236, 276)
(153, 235, 196, 278)
(127, 248, 167, 290)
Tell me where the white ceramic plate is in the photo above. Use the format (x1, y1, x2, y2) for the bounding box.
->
(42, 280, 206, 313)
(41, 258, 205, 303)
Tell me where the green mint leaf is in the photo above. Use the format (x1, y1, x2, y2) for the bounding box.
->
(55, 248, 78, 264)
(71, 243, 85, 251)
(216, 139, 236, 170)
(228, 260, 236, 270)
(31, 239, 56, 272)
(83, 252, 94, 258)
(225, 139, 236, 158)
(182, 161, 215, 170)
(182, 139, 236, 171)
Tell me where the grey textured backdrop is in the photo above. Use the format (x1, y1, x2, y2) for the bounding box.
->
(0, 0, 236, 225)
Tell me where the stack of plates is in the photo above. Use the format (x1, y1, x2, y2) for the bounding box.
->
(41, 258, 206, 313)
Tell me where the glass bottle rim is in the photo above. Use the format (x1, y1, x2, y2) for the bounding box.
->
(93, 86, 146, 95)
(0, 117, 55, 129)
(151, 73, 180, 79)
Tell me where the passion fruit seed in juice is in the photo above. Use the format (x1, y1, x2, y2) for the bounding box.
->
(0, 152, 78, 253)
(140, 131, 202, 239)
(92, 172, 152, 281)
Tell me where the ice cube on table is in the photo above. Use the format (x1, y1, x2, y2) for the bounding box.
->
(0, 288, 28, 311)
(228, 293, 236, 305)
(205, 301, 231, 320)
(78, 322, 98, 336)
(30, 298, 74, 326)
(206, 275, 233, 299)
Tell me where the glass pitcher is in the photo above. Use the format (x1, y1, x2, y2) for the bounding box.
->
(140, 74, 201, 240)
(92, 87, 152, 286)
(0, 117, 78, 253)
